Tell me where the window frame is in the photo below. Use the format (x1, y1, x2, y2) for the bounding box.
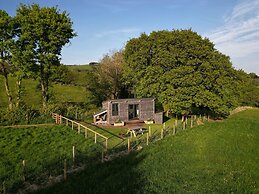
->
(112, 103, 119, 116)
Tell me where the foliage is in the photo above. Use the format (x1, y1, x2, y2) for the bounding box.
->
(50, 64, 74, 85)
(87, 50, 128, 106)
(0, 105, 47, 125)
(123, 29, 246, 117)
(0, 75, 95, 125)
(36, 109, 259, 194)
(15, 4, 76, 108)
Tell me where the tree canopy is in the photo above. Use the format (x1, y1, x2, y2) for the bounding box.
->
(86, 50, 128, 106)
(15, 4, 76, 108)
(123, 29, 245, 116)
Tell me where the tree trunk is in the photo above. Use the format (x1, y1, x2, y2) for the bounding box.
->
(3, 73, 13, 110)
(41, 80, 47, 108)
(40, 63, 49, 109)
(16, 78, 22, 108)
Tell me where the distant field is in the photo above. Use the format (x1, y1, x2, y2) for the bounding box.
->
(36, 109, 259, 194)
(0, 76, 88, 109)
(67, 64, 93, 86)
(0, 125, 101, 193)
(66, 64, 93, 71)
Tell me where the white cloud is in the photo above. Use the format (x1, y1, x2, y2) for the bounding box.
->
(226, 0, 259, 22)
(95, 28, 141, 38)
(207, 0, 259, 59)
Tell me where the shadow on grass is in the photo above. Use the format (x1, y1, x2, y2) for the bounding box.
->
(93, 125, 123, 139)
(34, 152, 147, 194)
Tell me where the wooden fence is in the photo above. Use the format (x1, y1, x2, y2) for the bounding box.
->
(52, 113, 108, 152)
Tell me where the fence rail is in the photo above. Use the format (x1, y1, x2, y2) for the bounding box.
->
(52, 113, 108, 151)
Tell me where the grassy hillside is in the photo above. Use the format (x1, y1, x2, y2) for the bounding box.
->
(0, 76, 88, 109)
(67, 65, 93, 86)
(36, 109, 259, 193)
(0, 125, 101, 193)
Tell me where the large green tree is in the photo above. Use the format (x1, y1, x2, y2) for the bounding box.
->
(124, 29, 245, 116)
(87, 50, 127, 106)
(15, 4, 76, 108)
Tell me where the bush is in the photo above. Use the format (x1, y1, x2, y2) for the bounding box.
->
(0, 102, 99, 126)
(0, 105, 52, 125)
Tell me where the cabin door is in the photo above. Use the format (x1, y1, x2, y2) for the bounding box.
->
(128, 104, 139, 120)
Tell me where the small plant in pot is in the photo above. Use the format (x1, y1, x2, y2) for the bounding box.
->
(114, 119, 125, 126)
(144, 118, 154, 124)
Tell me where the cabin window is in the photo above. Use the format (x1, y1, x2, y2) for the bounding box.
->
(112, 103, 118, 116)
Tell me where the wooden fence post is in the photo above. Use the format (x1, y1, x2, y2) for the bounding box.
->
(161, 128, 164, 139)
(95, 133, 97, 143)
(128, 138, 130, 153)
(59, 116, 62, 124)
(207, 115, 209, 121)
(66, 119, 68, 126)
(55, 115, 58, 124)
(191, 116, 193, 128)
(72, 121, 74, 130)
(105, 139, 108, 152)
(72, 145, 75, 164)
(146, 132, 149, 145)
(22, 160, 26, 181)
(78, 124, 80, 134)
(148, 126, 151, 137)
(64, 159, 67, 180)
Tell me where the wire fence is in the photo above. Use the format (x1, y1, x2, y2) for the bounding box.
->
(1, 114, 209, 194)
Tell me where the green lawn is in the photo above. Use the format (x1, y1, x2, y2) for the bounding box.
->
(35, 109, 259, 193)
(0, 125, 101, 193)
(0, 76, 88, 109)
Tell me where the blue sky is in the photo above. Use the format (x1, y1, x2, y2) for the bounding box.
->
(1, 0, 259, 74)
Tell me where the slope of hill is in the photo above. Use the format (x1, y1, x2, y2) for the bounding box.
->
(0, 125, 101, 193)
(67, 64, 93, 86)
(0, 76, 88, 109)
(36, 109, 259, 194)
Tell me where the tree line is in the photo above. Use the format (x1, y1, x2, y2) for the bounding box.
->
(92, 30, 259, 117)
(1, 3, 258, 120)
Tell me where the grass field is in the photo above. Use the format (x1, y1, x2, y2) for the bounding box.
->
(35, 109, 259, 193)
(0, 125, 101, 193)
(0, 76, 88, 109)
(67, 65, 93, 86)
